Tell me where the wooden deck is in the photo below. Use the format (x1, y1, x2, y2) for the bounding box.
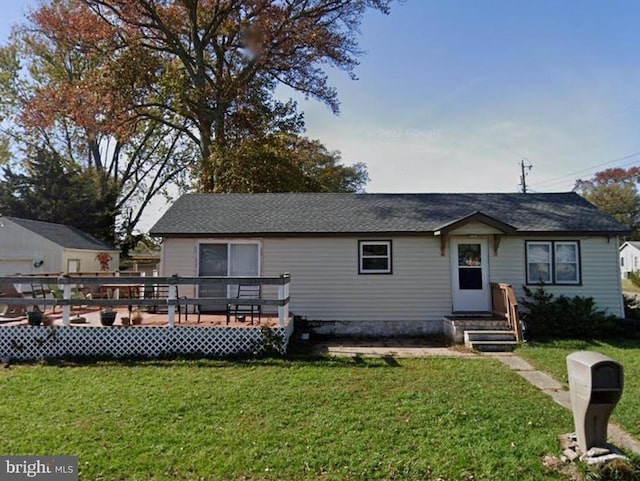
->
(0, 307, 280, 328)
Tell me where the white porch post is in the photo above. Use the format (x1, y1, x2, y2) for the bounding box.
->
(278, 274, 289, 327)
(167, 284, 176, 327)
(62, 284, 71, 326)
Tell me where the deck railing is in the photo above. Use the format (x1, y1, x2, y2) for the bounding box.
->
(490, 282, 523, 341)
(0, 274, 291, 327)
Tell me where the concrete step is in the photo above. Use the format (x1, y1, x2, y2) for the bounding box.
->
(443, 316, 512, 344)
(450, 319, 510, 330)
(467, 340, 518, 352)
(464, 330, 518, 352)
(464, 330, 517, 342)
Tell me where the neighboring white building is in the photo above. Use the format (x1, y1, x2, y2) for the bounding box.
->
(0, 217, 120, 276)
(619, 241, 640, 279)
(150, 193, 629, 336)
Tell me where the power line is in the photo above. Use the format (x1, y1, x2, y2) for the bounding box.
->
(533, 156, 640, 191)
(533, 151, 640, 189)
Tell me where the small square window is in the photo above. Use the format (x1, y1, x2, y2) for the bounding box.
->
(359, 241, 392, 274)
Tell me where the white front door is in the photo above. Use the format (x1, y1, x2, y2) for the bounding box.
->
(451, 238, 491, 312)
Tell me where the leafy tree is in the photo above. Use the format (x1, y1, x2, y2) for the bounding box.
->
(0, 0, 380, 249)
(214, 134, 369, 193)
(575, 167, 640, 238)
(0, 150, 119, 244)
(0, 0, 195, 250)
(64, 0, 392, 190)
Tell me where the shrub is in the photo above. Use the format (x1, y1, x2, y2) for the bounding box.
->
(629, 270, 640, 289)
(520, 285, 620, 338)
(624, 295, 640, 320)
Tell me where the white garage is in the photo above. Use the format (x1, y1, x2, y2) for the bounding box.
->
(0, 216, 120, 276)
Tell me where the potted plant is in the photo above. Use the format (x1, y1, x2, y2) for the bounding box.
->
(27, 307, 44, 326)
(100, 307, 117, 326)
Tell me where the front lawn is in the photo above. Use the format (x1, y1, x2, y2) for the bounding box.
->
(517, 339, 640, 440)
(0, 357, 572, 480)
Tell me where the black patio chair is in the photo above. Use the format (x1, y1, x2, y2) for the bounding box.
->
(145, 284, 187, 323)
(226, 285, 261, 325)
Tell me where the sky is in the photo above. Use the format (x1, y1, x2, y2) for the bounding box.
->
(2, 1, 640, 226)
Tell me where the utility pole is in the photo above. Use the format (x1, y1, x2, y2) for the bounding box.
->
(520, 159, 533, 193)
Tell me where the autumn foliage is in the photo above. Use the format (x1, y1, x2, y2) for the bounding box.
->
(40, 0, 392, 190)
(576, 167, 640, 237)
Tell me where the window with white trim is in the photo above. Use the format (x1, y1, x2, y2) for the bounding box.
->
(359, 240, 392, 274)
(526, 241, 580, 285)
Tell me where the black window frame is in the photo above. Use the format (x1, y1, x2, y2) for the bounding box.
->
(525, 240, 581, 285)
(358, 240, 393, 275)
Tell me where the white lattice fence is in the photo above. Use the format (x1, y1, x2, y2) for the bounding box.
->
(0, 323, 293, 362)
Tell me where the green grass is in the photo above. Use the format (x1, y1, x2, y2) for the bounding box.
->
(517, 338, 640, 440)
(0, 357, 573, 480)
(622, 278, 640, 293)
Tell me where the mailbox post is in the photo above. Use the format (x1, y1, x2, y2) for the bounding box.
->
(566, 351, 624, 453)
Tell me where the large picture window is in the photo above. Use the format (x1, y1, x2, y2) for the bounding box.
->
(526, 241, 580, 285)
(359, 240, 392, 274)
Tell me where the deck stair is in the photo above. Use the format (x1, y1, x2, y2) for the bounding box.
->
(443, 316, 519, 352)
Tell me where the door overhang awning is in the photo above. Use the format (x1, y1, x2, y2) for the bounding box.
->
(434, 211, 517, 256)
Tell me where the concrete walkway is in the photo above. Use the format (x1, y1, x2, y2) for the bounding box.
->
(484, 352, 640, 456)
(308, 339, 640, 456)
(308, 338, 479, 358)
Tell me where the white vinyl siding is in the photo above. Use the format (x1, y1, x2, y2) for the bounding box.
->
(619, 243, 640, 279)
(62, 249, 120, 273)
(161, 238, 198, 298)
(0, 219, 119, 274)
(158, 233, 624, 322)
(492, 236, 622, 317)
(263, 236, 451, 322)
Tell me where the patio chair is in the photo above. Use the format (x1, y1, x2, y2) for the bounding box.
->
(226, 285, 261, 325)
(31, 283, 49, 312)
(47, 284, 87, 313)
(144, 284, 187, 322)
(0, 282, 26, 318)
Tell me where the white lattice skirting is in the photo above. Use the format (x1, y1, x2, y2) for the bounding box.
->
(0, 323, 293, 362)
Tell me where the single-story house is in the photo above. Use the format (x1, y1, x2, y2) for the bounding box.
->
(149, 192, 628, 336)
(0, 216, 119, 276)
(619, 241, 640, 279)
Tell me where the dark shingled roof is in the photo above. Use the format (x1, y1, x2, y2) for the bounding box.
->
(5, 217, 117, 250)
(149, 192, 630, 236)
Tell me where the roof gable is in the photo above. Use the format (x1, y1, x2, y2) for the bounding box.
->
(620, 241, 640, 252)
(434, 211, 517, 235)
(150, 192, 630, 237)
(3, 217, 117, 251)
